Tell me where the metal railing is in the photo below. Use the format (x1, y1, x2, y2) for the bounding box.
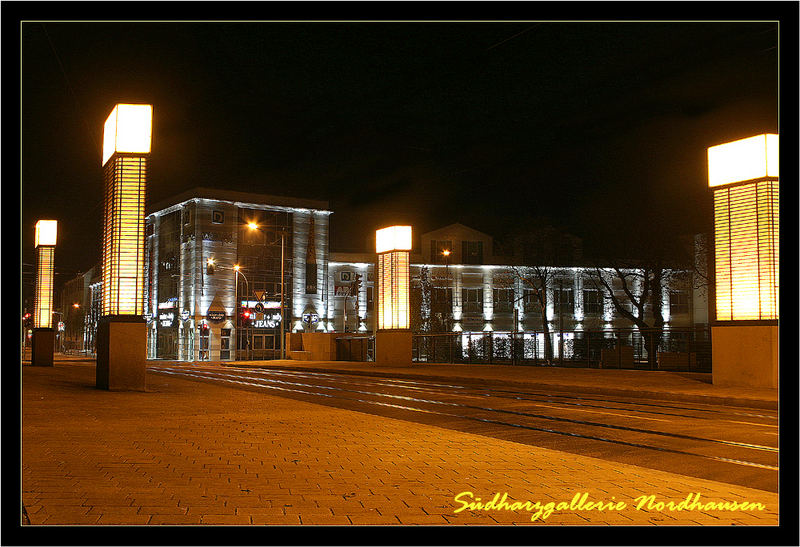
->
(412, 327, 711, 371)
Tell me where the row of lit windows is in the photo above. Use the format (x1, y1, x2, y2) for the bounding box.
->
(416, 287, 689, 315)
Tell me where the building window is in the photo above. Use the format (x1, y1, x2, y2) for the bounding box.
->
(493, 288, 514, 313)
(432, 287, 453, 307)
(199, 328, 210, 360)
(462, 241, 483, 265)
(523, 288, 541, 312)
(220, 328, 231, 360)
(431, 240, 453, 264)
(583, 289, 603, 315)
(553, 288, 573, 315)
(462, 288, 483, 313)
(670, 290, 689, 314)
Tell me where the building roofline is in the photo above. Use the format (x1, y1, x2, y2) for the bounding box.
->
(148, 186, 331, 215)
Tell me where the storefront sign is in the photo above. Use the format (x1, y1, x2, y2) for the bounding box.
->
(253, 313, 282, 329)
(180, 310, 191, 321)
(207, 310, 226, 323)
(334, 285, 351, 296)
(302, 313, 319, 325)
(158, 312, 174, 327)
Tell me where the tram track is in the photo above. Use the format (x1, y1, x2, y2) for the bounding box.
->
(150, 365, 779, 490)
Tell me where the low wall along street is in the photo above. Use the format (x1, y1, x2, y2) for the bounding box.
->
(711, 324, 778, 389)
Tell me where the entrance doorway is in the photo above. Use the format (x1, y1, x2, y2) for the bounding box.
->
(251, 333, 276, 360)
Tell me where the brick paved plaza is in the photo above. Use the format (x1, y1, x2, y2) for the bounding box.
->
(22, 363, 779, 527)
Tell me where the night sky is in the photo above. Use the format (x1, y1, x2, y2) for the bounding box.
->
(20, 15, 783, 304)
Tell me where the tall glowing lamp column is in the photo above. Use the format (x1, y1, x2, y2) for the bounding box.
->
(96, 103, 152, 390)
(708, 133, 779, 388)
(374, 225, 413, 366)
(31, 220, 58, 366)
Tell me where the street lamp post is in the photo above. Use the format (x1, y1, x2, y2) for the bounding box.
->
(442, 249, 451, 332)
(234, 264, 249, 361)
(280, 229, 285, 360)
(245, 222, 287, 361)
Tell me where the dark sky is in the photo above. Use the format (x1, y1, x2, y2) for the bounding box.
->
(20, 17, 781, 302)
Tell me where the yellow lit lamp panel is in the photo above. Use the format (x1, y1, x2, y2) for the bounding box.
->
(34, 220, 57, 329)
(102, 104, 153, 166)
(708, 134, 778, 321)
(35, 219, 58, 247)
(376, 226, 412, 330)
(376, 225, 412, 253)
(101, 104, 151, 316)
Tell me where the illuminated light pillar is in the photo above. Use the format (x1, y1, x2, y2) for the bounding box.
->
(96, 103, 152, 391)
(708, 133, 779, 388)
(31, 220, 58, 366)
(374, 225, 413, 366)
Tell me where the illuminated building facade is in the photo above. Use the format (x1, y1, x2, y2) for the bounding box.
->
(328, 223, 702, 337)
(71, 210, 702, 361)
(144, 187, 331, 360)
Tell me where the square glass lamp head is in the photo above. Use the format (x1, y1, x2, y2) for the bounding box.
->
(102, 104, 153, 166)
(35, 220, 57, 247)
(376, 225, 412, 254)
(708, 133, 779, 188)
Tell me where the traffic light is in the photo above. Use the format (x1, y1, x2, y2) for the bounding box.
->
(200, 323, 210, 334)
(241, 308, 252, 327)
(352, 273, 362, 297)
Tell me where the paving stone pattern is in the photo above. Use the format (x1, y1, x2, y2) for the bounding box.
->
(22, 365, 778, 526)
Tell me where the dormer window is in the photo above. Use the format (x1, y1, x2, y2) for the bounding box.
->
(462, 241, 483, 264)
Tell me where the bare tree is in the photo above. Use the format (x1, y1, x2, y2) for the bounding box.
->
(588, 254, 690, 369)
(501, 265, 556, 365)
(410, 266, 431, 332)
(495, 221, 581, 365)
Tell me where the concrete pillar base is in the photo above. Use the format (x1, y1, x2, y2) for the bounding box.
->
(31, 328, 55, 366)
(96, 316, 147, 391)
(712, 324, 778, 389)
(374, 330, 413, 367)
